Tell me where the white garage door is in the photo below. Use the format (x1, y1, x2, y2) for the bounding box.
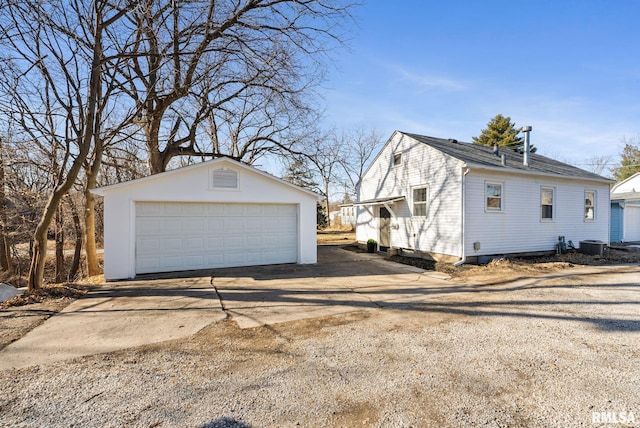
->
(135, 202, 298, 274)
(625, 206, 640, 242)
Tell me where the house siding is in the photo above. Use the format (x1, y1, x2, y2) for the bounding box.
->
(356, 132, 463, 257)
(464, 170, 610, 257)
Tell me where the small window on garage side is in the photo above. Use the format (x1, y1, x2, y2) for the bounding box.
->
(541, 187, 554, 220)
(413, 186, 428, 217)
(393, 152, 402, 167)
(486, 182, 503, 211)
(211, 168, 239, 189)
(585, 190, 595, 220)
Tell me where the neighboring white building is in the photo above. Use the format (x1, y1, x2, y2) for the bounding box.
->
(93, 157, 319, 280)
(328, 210, 341, 222)
(339, 203, 356, 226)
(355, 131, 612, 262)
(610, 172, 640, 242)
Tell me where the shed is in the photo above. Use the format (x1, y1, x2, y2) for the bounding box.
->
(356, 131, 613, 262)
(92, 157, 319, 280)
(610, 172, 640, 242)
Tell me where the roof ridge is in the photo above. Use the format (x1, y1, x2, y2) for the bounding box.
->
(399, 131, 611, 182)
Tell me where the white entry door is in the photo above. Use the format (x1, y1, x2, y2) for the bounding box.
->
(135, 202, 298, 274)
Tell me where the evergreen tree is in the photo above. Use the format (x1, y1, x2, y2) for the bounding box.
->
(316, 203, 328, 229)
(283, 158, 318, 190)
(612, 141, 640, 182)
(472, 114, 536, 153)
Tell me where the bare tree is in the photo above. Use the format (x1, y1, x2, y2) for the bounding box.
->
(0, 136, 13, 273)
(108, 0, 352, 173)
(338, 128, 384, 199)
(302, 130, 346, 227)
(0, 0, 133, 290)
(583, 155, 613, 177)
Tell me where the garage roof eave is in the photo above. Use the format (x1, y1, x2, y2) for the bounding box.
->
(353, 196, 405, 206)
(89, 156, 321, 199)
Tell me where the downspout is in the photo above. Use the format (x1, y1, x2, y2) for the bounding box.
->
(453, 166, 471, 266)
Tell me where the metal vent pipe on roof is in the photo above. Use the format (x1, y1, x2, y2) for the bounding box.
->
(522, 126, 532, 166)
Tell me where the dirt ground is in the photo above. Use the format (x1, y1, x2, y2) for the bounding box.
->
(0, 263, 638, 427)
(1, 232, 639, 426)
(2, 232, 639, 354)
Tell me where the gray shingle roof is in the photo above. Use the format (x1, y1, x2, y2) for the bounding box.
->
(402, 132, 611, 182)
(611, 191, 640, 201)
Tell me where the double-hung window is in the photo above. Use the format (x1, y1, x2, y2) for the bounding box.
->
(486, 182, 503, 211)
(541, 187, 554, 220)
(584, 190, 595, 220)
(413, 186, 428, 217)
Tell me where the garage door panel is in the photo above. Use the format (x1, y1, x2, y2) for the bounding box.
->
(626, 206, 640, 241)
(206, 254, 224, 265)
(161, 256, 183, 269)
(183, 219, 204, 234)
(185, 237, 204, 249)
(246, 252, 263, 264)
(244, 205, 262, 216)
(226, 218, 244, 233)
(138, 238, 161, 252)
(136, 219, 159, 235)
(225, 252, 245, 265)
(225, 205, 244, 216)
(206, 237, 224, 250)
(245, 219, 262, 232)
(224, 236, 244, 249)
(206, 219, 224, 233)
(279, 218, 297, 231)
(136, 202, 298, 274)
(278, 205, 297, 216)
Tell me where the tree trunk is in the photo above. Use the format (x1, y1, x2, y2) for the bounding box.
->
(146, 120, 169, 174)
(28, 217, 51, 291)
(0, 137, 12, 273)
(27, 3, 103, 291)
(68, 196, 82, 280)
(324, 183, 331, 228)
(84, 110, 104, 277)
(55, 204, 64, 283)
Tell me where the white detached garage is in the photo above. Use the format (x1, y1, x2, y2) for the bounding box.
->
(92, 157, 319, 281)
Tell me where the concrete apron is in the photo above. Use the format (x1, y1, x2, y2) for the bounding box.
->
(0, 247, 454, 369)
(213, 248, 452, 329)
(0, 276, 225, 371)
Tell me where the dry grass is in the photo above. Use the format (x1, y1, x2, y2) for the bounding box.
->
(1, 283, 89, 308)
(344, 243, 640, 285)
(317, 229, 356, 245)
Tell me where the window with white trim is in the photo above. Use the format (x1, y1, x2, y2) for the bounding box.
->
(486, 182, 503, 211)
(584, 190, 595, 220)
(413, 186, 428, 217)
(541, 187, 554, 220)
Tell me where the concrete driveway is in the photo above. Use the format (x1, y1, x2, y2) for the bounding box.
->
(0, 276, 224, 370)
(212, 246, 452, 328)
(0, 246, 451, 369)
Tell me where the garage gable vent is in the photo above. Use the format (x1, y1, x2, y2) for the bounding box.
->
(211, 168, 239, 189)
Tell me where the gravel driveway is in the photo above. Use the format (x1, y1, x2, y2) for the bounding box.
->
(0, 263, 638, 427)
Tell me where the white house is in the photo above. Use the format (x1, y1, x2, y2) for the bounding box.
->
(355, 131, 612, 263)
(339, 203, 356, 226)
(610, 172, 640, 242)
(92, 157, 319, 280)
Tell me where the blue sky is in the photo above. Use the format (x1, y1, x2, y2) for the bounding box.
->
(322, 0, 640, 171)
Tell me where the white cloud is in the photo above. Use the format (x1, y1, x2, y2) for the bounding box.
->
(390, 65, 466, 92)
